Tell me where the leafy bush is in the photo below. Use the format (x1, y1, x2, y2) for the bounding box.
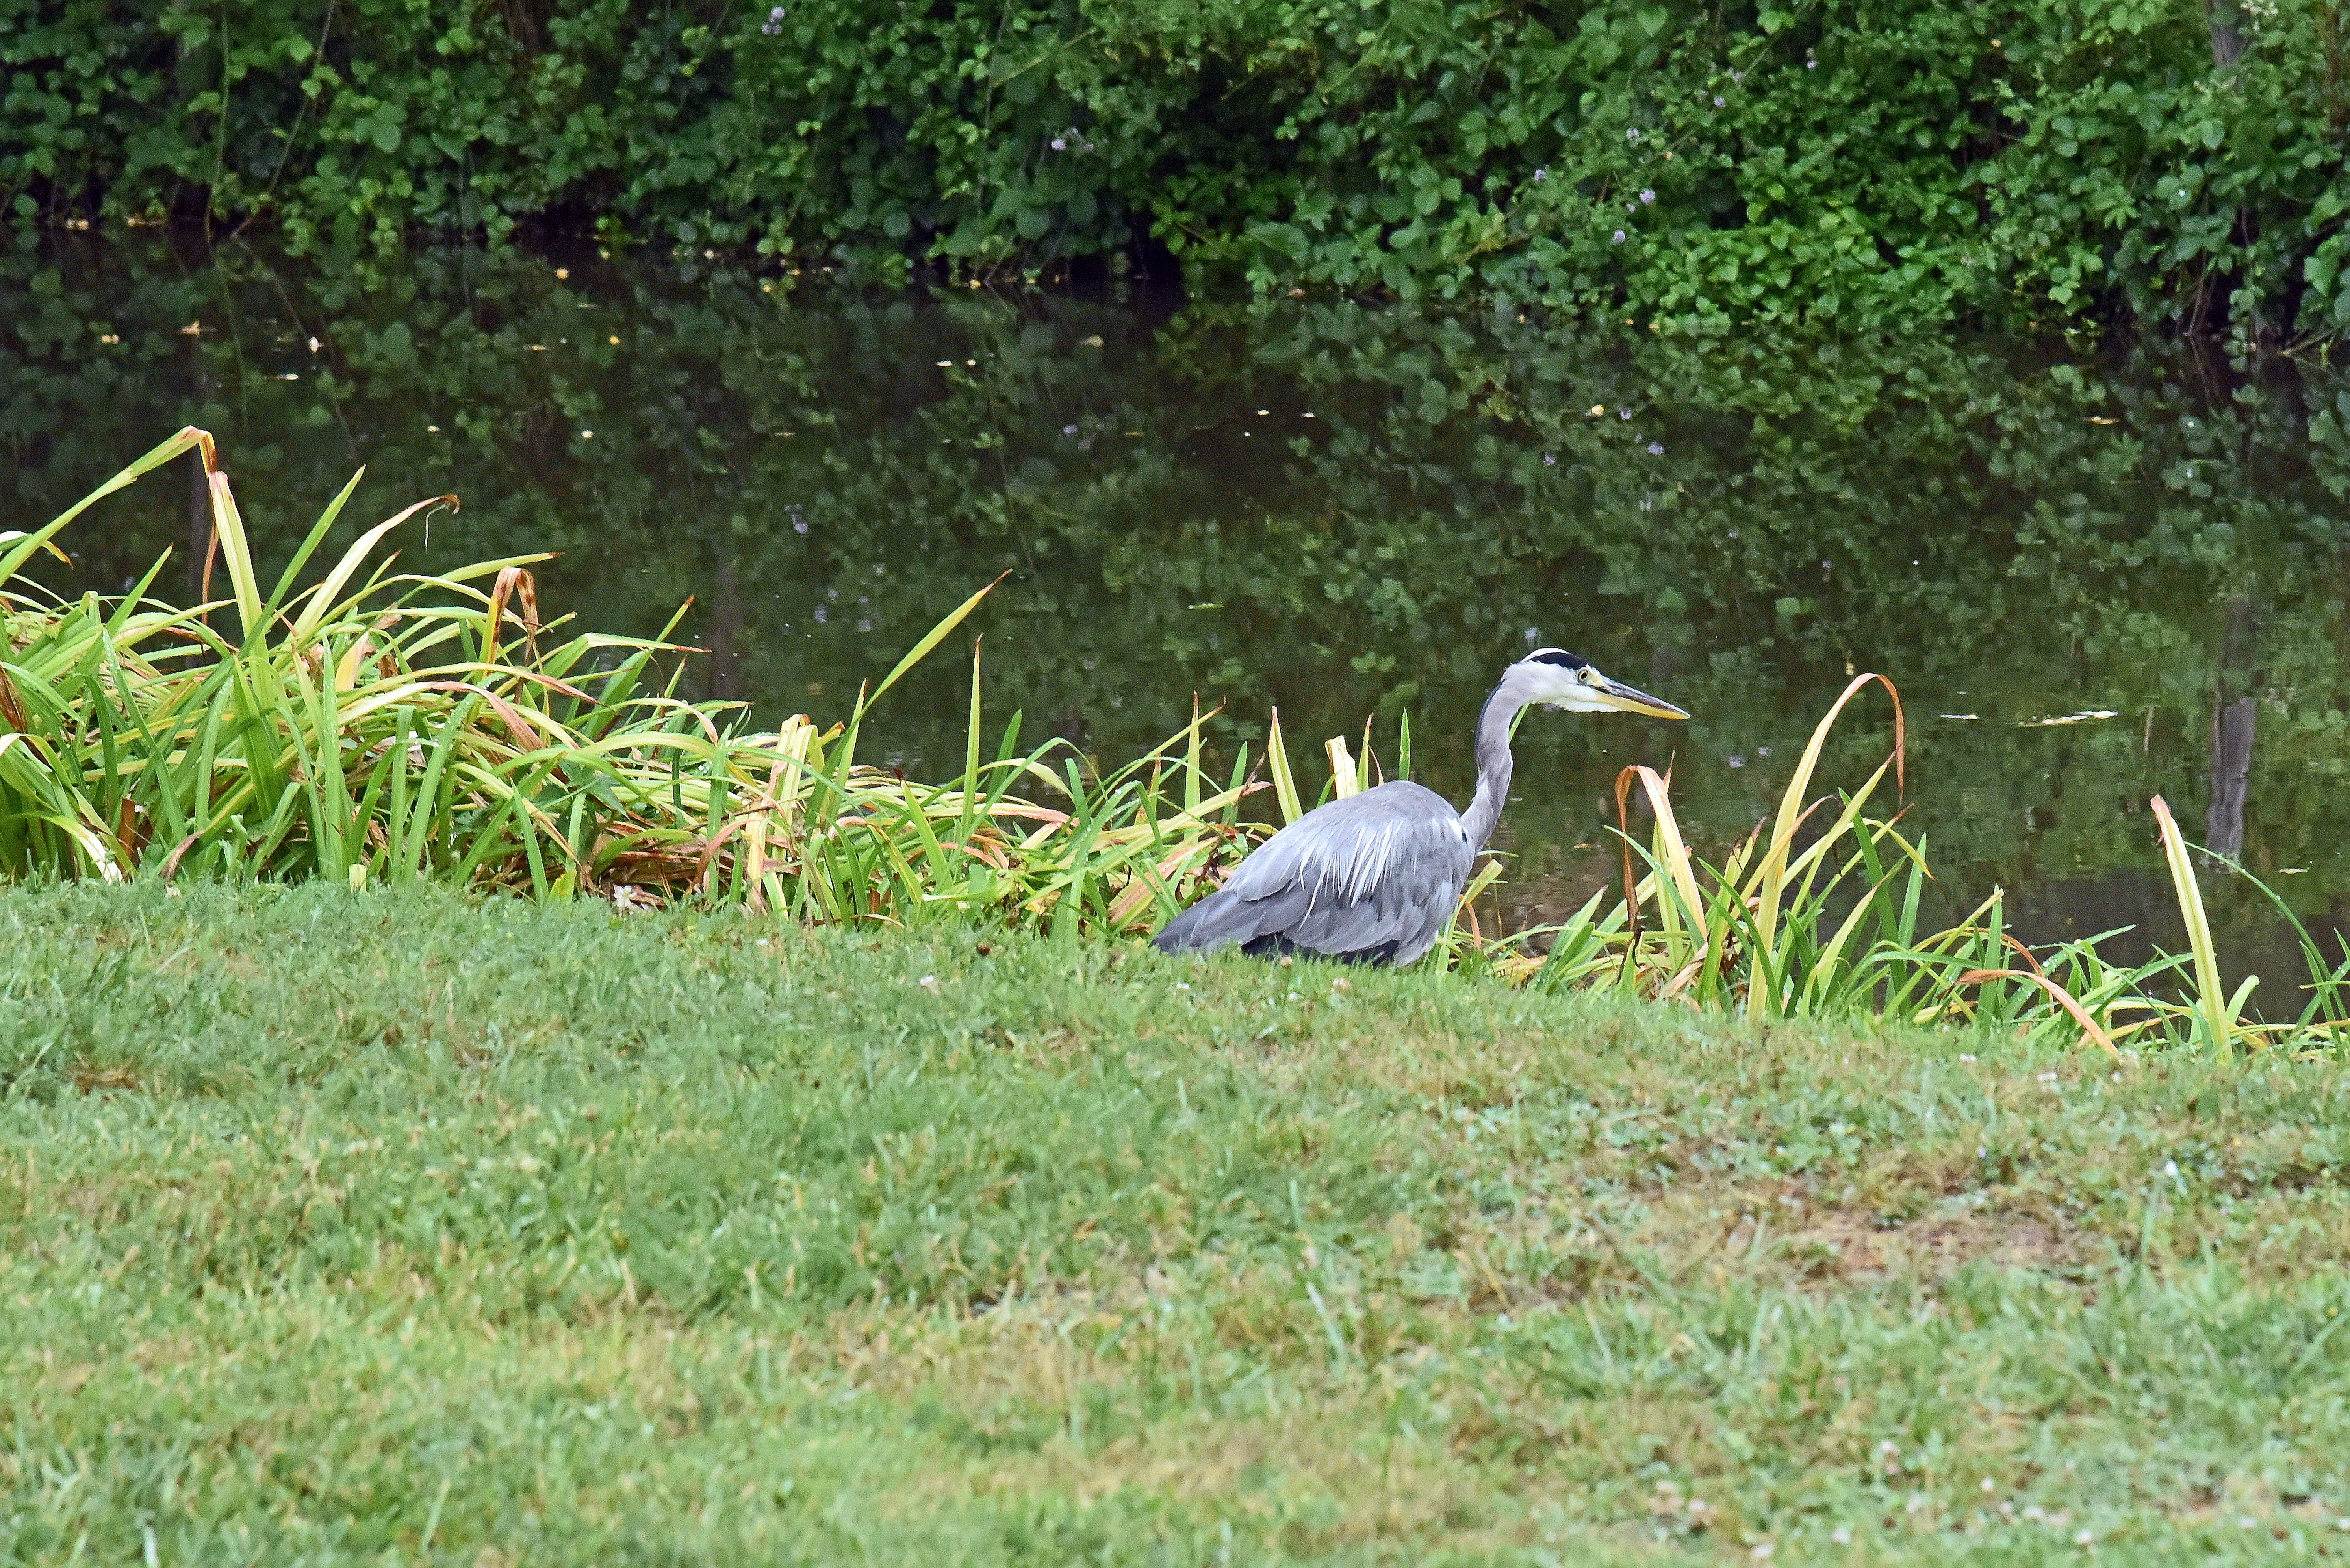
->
(3, 0, 2345, 339)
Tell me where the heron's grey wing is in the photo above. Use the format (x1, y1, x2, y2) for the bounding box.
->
(1153, 781, 1474, 964)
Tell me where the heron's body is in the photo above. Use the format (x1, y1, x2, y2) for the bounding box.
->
(1152, 780, 1472, 965)
(1153, 648, 1686, 967)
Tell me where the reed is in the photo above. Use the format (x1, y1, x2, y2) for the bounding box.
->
(1410, 673, 2344, 1059)
(0, 430, 1261, 933)
(5, 433, 2340, 1056)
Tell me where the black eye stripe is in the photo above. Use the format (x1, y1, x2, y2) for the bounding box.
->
(1525, 647, 1588, 671)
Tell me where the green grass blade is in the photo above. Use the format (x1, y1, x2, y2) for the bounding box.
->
(1265, 710, 1302, 825)
(2150, 795, 2232, 1051)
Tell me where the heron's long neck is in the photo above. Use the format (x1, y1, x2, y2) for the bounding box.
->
(1459, 680, 1527, 852)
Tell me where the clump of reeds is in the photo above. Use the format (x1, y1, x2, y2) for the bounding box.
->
(1398, 672, 2349, 1058)
(0, 429, 1260, 934)
(7, 432, 2343, 1056)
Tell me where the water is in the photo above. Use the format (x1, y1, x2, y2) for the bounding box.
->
(7, 236, 2347, 988)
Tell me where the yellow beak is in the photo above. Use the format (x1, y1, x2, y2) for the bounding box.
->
(1590, 673, 1690, 720)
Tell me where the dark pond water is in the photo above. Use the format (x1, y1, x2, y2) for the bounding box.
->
(8, 236, 2349, 990)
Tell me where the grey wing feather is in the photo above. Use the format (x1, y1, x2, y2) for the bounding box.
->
(1153, 781, 1474, 965)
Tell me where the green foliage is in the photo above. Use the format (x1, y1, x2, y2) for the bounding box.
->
(5, 882, 2350, 1561)
(0, 429, 1261, 933)
(5, 239, 2349, 954)
(4, 0, 2347, 336)
(10, 429, 2345, 1055)
(1495, 686, 2350, 1054)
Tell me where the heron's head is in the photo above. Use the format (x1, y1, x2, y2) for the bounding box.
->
(1512, 647, 1689, 720)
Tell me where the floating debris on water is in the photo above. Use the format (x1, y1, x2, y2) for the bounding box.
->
(2021, 709, 2119, 727)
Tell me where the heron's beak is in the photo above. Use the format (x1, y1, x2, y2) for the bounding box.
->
(1588, 673, 1690, 720)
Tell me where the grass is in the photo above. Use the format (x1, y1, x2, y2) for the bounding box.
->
(5, 881, 2350, 1564)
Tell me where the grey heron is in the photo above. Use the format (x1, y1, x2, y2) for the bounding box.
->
(1153, 648, 1687, 965)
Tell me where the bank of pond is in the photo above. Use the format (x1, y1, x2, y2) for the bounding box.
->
(4, 430, 2343, 1059)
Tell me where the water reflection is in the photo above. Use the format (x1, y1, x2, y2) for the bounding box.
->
(5, 236, 2346, 984)
(2205, 591, 2260, 866)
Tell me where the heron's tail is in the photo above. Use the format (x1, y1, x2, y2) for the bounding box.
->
(1152, 889, 1252, 954)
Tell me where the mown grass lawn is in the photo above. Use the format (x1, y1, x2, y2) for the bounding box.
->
(3, 883, 2348, 1565)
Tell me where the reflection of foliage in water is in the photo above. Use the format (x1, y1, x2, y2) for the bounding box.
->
(5, 239, 2348, 945)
